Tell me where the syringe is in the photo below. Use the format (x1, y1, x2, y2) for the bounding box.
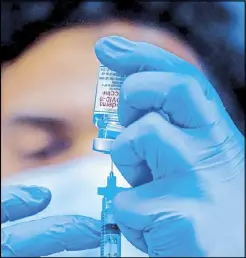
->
(98, 169, 124, 257)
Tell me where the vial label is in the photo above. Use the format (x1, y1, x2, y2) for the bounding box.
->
(95, 65, 126, 114)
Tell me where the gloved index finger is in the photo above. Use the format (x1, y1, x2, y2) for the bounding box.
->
(1, 215, 100, 257)
(95, 36, 211, 102)
(1, 185, 51, 223)
(95, 36, 201, 77)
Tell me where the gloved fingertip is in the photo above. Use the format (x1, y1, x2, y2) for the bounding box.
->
(36, 186, 51, 195)
(95, 35, 135, 53)
(28, 185, 52, 202)
(94, 36, 114, 60)
(50, 215, 101, 251)
(24, 186, 52, 214)
(1, 185, 52, 223)
(95, 36, 137, 71)
(95, 37, 105, 54)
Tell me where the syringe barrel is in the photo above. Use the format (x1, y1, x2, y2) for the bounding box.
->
(100, 197, 121, 257)
(93, 64, 126, 153)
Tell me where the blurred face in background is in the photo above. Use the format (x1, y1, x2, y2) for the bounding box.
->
(1, 21, 203, 178)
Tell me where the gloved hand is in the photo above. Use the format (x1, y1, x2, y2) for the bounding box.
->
(95, 36, 245, 257)
(1, 185, 100, 257)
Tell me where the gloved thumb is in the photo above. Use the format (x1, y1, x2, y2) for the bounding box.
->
(112, 179, 205, 257)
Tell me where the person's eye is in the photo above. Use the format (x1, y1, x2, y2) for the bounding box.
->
(25, 138, 72, 160)
(9, 116, 73, 161)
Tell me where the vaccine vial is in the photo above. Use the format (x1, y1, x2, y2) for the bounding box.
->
(93, 64, 126, 153)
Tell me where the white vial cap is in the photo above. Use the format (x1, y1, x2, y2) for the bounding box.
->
(93, 138, 114, 154)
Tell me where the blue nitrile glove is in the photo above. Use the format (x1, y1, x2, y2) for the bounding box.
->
(1, 185, 100, 257)
(95, 36, 245, 257)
